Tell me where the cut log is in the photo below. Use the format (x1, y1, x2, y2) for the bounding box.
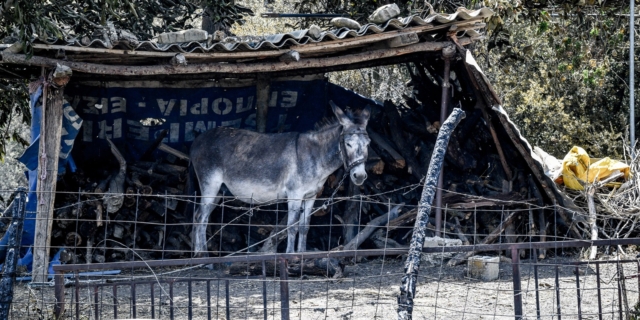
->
(157, 143, 189, 161)
(367, 128, 405, 169)
(366, 147, 385, 175)
(383, 101, 424, 180)
(447, 211, 519, 266)
(453, 217, 470, 245)
(258, 215, 288, 253)
(105, 138, 126, 214)
(371, 229, 407, 249)
(140, 129, 168, 160)
(136, 162, 187, 177)
(343, 203, 403, 251)
(227, 257, 343, 278)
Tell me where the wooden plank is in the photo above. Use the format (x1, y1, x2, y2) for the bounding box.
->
(32, 80, 65, 284)
(1, 38, 473, 76)
(157, 143, 189, 161)
(256, 75, 270, 133)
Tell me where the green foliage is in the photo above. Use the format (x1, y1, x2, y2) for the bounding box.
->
(201, 0, 254, 31)
(477, 2, 635, 158)
(0, 79, 29, 163)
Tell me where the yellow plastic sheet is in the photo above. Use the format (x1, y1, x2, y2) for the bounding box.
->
(555, 146, 630, 190)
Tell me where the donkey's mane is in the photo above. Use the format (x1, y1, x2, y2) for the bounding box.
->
(313, 108, 369, 131)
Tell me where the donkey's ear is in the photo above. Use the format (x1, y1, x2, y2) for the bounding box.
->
(330, 100, 352, 126)
(361, 105, 371, 125)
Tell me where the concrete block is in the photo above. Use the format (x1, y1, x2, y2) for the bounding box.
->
(158, 29, 208, 44)
(467, 255, 500, 281)
(421, 236, 462, 265)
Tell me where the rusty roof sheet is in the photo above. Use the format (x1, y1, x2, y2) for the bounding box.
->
(36, 7, 492, 53)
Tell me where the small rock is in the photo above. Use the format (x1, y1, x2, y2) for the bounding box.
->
(368, 3, 401, 24)
(279, 50, 300, 63)
(170, 53, 187, 66)
(330, 17, 361, 30)
(118, 29, 139, 46)
(307, 24, 322, 39)
(213, 30, 226, 41)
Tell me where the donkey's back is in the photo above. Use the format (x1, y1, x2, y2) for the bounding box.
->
(190, 127, 299, 203)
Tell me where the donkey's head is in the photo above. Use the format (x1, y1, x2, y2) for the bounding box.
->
(330, 101, 371, 186)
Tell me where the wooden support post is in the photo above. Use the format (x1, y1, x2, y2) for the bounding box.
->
(482, 109, 513, 181)
(587, 186, 598, 259)
(256, 74, 270, 133)
(397, 108, 465, 320)
(434, 45, 456, 238)
(32, 66, 71, 284)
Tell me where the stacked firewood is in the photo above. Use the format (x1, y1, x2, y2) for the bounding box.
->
(49, 62, 563, 271)
(52, 140, 192, 264)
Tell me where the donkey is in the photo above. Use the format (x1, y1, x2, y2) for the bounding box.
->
(189, 101, 371, 254)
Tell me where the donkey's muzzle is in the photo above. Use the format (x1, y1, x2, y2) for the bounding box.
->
(351, 171, 367, 186)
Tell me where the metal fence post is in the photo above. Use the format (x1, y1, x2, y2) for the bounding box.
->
(0, 188, 27, 319)
(279, 257, 290, 320)
(511, 246, 523, 320)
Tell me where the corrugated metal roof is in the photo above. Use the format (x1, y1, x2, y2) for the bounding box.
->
(35, 7, 493, 54)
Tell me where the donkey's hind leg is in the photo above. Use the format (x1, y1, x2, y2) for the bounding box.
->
(193, 176, 223, 256)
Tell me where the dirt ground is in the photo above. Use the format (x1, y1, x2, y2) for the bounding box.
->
(6, 252, 640, 320)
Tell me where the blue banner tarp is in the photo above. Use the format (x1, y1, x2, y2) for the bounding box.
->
(64, 78, 372, 162)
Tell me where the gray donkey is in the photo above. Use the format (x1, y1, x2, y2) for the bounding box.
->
(189, 101, 371, 254)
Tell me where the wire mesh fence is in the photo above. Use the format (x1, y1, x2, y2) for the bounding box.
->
(0, 187, 639, 319)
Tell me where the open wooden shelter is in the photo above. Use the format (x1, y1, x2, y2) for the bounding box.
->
(0, 6, 583, 284)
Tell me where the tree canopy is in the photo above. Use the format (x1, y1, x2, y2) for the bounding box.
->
(0, 0, 254, 161)
(0, 0, 637, 161)
(291, 0, 637, 157)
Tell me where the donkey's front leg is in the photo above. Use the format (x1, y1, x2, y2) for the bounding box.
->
(297, 198, 316, 252)
(286, 200, 303, 254)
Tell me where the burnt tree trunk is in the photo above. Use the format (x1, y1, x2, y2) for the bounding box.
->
(397, 108, 465, 320)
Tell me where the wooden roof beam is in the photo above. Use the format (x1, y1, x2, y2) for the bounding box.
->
(1, 38, 472, 77)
